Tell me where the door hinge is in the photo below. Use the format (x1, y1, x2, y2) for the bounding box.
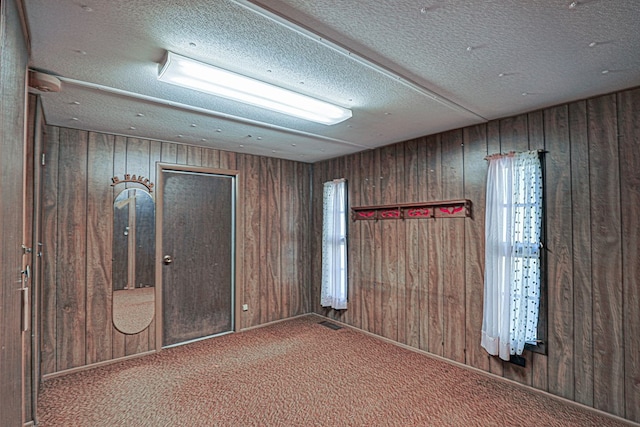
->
(22, 244, 32, 255)
(41, 152, 46, 166)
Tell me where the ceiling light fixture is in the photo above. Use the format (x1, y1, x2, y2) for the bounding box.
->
(158, 51, 352, 125)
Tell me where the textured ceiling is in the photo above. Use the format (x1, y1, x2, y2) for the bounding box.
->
(24, 0, 640, 162)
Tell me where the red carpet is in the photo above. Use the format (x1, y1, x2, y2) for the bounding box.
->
(38, 315, 633, 426)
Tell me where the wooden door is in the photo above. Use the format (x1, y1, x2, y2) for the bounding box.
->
(160, 168, 235, 347)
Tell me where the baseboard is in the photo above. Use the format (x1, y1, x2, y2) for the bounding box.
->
(315, 313, 639, 427)
(42, 350, 157, 381)
(238, 313, 312, 332)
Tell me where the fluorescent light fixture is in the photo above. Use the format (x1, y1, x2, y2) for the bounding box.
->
(158, 51, 352, 125)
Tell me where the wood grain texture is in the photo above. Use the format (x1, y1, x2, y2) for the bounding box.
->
(41, 126, 60, 376)
(441, 130, 465, 363)
(41, 134, 310, 373)
(417, 138, 430, 352)
(56, 128, 88, 371)
(35, 88, 639, 424)
(0, 2, 28, 421)
(463, 124, 490, 372)
(395, 145, 407, 344)
(403, 140, 421, 349)
(588, 94, 624, 417)
(298, 162, 311, 315)
(359, 150, 376, 334)
(280, 159, 294, 318)
(241, 154, 262, 328)
(426, 134, 444, 356)
(380, 145, 398, 341)
(618, 88, 640, 423)
(266, 158, 282, 322)
(346, 153, 361, 329)
(85, 132, 114, 364)
(544, 105, 574, 400)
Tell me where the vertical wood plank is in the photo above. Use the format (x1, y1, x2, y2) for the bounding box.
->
(380, 145, 398, 341)
(568, 100, 594, 407)
(588, 93, 624, 416)
(41, 126, 60, 375)
(186, 146, 202, 166)
(310, 160, 325, 314)
(85, 132, 114, 364)
(372, 149, 383, 336)
(441, 130, 466, 363)
(220, 150, 237, 171)
(202, 148, 220, 169)
(176, 144, 187, 165)
(280, 160, 294, 319)
(299, 162, 311, 315)
(404, 140, 421, 349)
(242, 155, 262, 328)
(395, 144, 407, 344)
(417, 137, 430, 352)
(56, 128, 88, 371)
(267, 158, 282, 321)
(360, 150, 376, 334)
(463, 124, 490, 371)
(258, 157, 270, 324)
(527, 110, 549, 393)
(618, 88, 640, 423)
(545, 105, 574, 400)
(161, 142, 178, 164)
(426, 134, 444, 356)
(346, 153, 362, 329)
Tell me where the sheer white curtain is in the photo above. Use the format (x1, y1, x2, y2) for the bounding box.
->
(321, 179, 348, 309)
(481, 151, 542, 361)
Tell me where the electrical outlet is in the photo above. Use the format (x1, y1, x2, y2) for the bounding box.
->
(242, 304, 248, 311)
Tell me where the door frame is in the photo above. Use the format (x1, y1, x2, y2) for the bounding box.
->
(154, 163, 242, 350)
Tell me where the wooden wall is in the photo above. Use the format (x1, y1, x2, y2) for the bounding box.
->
(0, 0, 29, 424)
(312, 87, 640, 423)
(40, 127, 311, 375)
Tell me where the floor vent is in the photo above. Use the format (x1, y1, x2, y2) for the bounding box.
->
(318, 321, 342, 330)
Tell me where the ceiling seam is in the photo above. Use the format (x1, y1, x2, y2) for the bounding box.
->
(236, 0, 487, 121)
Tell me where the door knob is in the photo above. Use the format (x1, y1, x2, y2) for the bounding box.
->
(163, 255, 173, 265)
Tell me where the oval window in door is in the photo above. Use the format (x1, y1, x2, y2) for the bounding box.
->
(112, 188, 155, 334)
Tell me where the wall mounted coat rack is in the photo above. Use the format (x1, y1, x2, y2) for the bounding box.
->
(351, 199, 472, 221)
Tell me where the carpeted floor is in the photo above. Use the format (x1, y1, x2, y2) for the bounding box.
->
(38, 315, 633, 426)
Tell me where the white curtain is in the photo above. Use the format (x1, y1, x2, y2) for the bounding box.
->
(321, 179, 348, 310)
(481, 151, 542, 361)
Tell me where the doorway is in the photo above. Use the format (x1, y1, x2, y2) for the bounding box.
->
(157, 165, 237, 347)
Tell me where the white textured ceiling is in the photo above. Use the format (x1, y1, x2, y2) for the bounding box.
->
(24, 0, 640, 162)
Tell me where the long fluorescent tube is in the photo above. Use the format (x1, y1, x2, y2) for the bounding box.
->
(158, 51, 352, 125)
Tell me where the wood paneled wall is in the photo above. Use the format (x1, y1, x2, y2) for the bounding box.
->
(40, 127, 311, 375)
(1, 0, 29, 423)
(312, 88, 640, 423)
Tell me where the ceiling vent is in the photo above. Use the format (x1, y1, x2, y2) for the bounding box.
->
(28, 71, 62, 94)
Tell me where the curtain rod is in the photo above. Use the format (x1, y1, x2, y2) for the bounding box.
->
(484, 149, 545, 161)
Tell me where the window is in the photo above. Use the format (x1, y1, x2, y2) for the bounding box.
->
(321, 179, 348, 310)
(481, 151, 543, 361)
